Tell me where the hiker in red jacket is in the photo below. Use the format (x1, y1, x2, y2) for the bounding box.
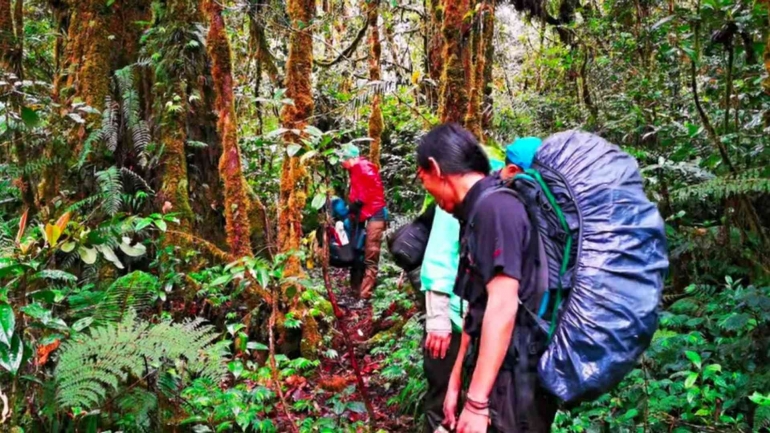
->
(341, 144, 388, 300)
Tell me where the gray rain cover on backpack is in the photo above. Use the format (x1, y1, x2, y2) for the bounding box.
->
(532, 131, 669, 403)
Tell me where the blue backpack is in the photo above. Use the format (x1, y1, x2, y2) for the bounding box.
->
(483, 131, 669, 404)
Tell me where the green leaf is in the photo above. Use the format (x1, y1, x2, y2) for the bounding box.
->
(119, 237, 147, 257)
(311, 193, 326, 210)
(226, 323, 245, 336)
(154, 219, 167, 232)
(256, 268, 269, 288)
(106, 0, 115, 6)
(72, 317, 94, 332)
(347, 401, 367, 414)
(228, 361, 244, 379)
(96, 245, 124, 269)
(300, 150, 318, 163)
(287, 143, 302, 157)
(61, 241, 77, 253)
(685, 371, 699, 389)
(304, 125, 323, 138)
(685, 351, 702, 369)
(210, 274, 232, 287)
(135, 218, 153, 232)
(21, 107, 40, 127)
(650, 15, 675, 31)
(246, 342, 268, 351)
(0, 304, 15, 346)
(78, 246, 97, 265)
(0, 334, 23, 374)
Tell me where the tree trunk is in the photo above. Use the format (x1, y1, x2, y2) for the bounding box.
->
(63, 0, 112, 111)
(465, 0, 489, 141)
(0, 0, 12, 69)
(481, 0, 495, 129)
(426, 0, 443, 107)
(280, 0, 321, 357)
(157, 0, 197, 232)
(203, 0, 254, 258)
(438, 0, 472, 124)
(764, 3, 770, 102)
(279, 0, 314, 276)
(367, 0, 383, 166)
(249, 0, 281, 87)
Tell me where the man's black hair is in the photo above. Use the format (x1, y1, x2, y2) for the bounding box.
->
(416, 123, 491, 176)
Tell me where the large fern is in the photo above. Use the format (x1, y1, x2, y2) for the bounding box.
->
(672, 168, 770, 203)
(55, 309, 228, 411)
(68, 271, 158, 323)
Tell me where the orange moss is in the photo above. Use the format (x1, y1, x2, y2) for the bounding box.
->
(438, 0, 473, 124)
(0, 0, 12, 68)
(159, 88, 194, 231)
(279, 0, 315, 279)
(427, 0, 443, 102)
(203, 0, 254, 258)
(465, 1, 491, 141)
(481, 0, 495, 129)
(279, 0, 319, 357)
(367, 0, 383, 166)
(64, 0, 111, 111)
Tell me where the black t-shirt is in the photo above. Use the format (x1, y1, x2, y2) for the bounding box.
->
(453, 175, 539, 338)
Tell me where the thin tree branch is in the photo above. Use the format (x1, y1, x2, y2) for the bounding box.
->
(321, 167, 377, 428)
(316, 20, 368, 67)
(268, 280, 300, 433)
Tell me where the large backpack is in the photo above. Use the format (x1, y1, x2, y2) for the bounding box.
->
(474, 131, 669, 404)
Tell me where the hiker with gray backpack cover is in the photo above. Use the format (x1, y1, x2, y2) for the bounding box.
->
(415, 124, 668, 433)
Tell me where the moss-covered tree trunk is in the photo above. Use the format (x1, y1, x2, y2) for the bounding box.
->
(279, 0, 314, 277)
(203, 0, 254, 258)
(249, 0, 280, 87)
(438, 0, 473, 124)
(0, 0, 13, 69)
(481, 0, 495, 130)
(465, 0, 487, 140)
(40, 0, 151, 205)
(426, 0, 443, 107)
(367, 0, 383, 166)
(279, 0, 321, 356)
(157, 0, 196, 231)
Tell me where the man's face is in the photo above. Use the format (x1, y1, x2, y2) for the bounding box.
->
(417, 165, 457, 213)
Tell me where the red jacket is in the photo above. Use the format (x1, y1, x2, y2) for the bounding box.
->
(343, 157, 386, 222)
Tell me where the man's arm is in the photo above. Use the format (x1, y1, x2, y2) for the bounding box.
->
(466, 275, 519, 401)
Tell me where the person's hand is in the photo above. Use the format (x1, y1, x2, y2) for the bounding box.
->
(456, 406, 490, 433)
(349, 200, 363, 213)
(425, 331, 452, 359)
(443, 374, 461, 430)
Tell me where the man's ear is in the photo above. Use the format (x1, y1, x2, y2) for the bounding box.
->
(428, 157, 442, 178)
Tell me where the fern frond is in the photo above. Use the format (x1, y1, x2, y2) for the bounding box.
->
(55, 310, 227, 411)
(97, 166, 124, 216)
(120, 167, 155, 194)
(116, 388, 158, 433)
(350, 80, 402, 110)
(672, 168, 770, 203)
(95, 271, 159, 322)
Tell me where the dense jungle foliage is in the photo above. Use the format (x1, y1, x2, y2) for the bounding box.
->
(0, 0, 769, 431)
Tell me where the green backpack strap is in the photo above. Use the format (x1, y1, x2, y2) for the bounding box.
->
(522, 169, 573, 341)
